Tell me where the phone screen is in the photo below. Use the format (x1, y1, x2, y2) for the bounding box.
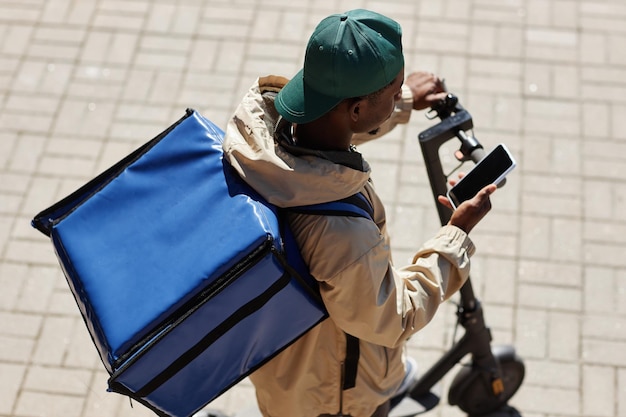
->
(447, 144, 516, 209)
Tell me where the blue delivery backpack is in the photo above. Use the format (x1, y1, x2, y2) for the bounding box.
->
(31, 109, 373, 417)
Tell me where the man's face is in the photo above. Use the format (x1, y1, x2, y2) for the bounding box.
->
(354, 69, 405, 135)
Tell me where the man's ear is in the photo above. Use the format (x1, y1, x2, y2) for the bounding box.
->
(349, 99, 361, 122)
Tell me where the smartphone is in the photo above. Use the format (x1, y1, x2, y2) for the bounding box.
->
(447, 143, 516, 209)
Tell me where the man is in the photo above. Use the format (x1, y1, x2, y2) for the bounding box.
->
(222, 9, 495, 417)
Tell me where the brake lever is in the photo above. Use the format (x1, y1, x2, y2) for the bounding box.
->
(426, 93, 459, 120)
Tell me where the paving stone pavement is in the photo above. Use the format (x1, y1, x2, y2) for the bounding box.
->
(1, 0, 625, 416)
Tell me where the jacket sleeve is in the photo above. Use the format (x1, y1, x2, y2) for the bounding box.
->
(292, 210, 474, 348)
(351, 84, 414, 146)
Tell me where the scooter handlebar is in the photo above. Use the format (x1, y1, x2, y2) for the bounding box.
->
(469, 146, 486, 164)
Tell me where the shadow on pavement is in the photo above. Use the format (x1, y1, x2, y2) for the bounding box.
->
(471, 405, 522, 417)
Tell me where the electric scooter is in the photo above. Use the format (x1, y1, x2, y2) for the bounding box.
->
(198, 94, 525, 417)
(388, 93, 525, 417)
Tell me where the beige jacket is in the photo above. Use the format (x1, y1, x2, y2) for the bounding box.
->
(222, 76, 475, 417)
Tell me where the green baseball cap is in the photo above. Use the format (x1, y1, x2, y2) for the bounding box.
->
(275, 9, 404, 124)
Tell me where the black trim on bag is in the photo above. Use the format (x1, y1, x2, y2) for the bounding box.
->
(116, 269, 293, 398)
(108, 238, 328, 415)
(109, 306, 327, 417)
(112, 236, 276, 371)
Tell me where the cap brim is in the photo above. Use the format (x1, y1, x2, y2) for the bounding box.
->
(275, 69, 344, 124)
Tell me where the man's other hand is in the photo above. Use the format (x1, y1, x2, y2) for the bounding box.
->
(405, 71, 448, 111)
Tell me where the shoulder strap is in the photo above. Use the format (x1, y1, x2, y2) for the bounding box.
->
(288, 192, 374, 222)
(286, 192, 373, 391)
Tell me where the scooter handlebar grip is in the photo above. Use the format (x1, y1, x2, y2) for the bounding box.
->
(470, 147, 487, 164)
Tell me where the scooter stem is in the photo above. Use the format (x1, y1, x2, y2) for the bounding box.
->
(409, 96, 496, 397)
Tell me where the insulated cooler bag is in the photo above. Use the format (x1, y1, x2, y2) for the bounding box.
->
(31, 110, 372, 417)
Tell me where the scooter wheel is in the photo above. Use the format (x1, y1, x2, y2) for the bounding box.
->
(448, 346, 525, 416)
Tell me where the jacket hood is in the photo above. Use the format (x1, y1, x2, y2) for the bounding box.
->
(222, 78, 371, 208)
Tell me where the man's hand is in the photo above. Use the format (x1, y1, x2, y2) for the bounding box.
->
(437, 184, 497, 234)
(405, 71, 448, 110)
